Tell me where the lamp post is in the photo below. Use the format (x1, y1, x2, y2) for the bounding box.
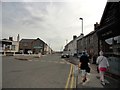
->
(79, 18, 83, 34)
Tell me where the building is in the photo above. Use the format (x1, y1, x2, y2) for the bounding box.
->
(64, 34, 84, 56)
(44, 43, 53, 54)
(19, 38, 44, 54)
(77, 27, 99, 62)
(96, 2, 120, 76)
(64, 1, 120, 77)
(19, 38, 52, 54)
(0, 36, 19, 56)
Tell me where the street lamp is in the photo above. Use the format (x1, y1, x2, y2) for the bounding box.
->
(79, 18, 83, 35)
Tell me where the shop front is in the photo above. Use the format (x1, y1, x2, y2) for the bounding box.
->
(96, 2, 120, 76)
(97, 19, 120, 77)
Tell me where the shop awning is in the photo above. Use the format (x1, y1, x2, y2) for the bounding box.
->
(96, 21, 120, 40)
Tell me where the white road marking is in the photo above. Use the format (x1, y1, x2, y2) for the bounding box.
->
(27, 59, 71, 65)
(28, 60, 32, 61)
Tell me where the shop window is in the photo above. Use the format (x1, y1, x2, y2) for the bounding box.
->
(105, 35, 120, 56)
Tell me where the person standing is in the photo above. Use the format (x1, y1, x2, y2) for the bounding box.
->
(78, 51, 90, 83)
(96, 51, 109, 85)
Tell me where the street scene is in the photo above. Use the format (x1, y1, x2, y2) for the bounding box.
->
(0, 0, 120, 89)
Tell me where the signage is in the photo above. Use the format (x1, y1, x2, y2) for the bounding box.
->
(33, 46, 42, 48)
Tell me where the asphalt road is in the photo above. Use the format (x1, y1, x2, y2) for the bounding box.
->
(2, 53, 71, 88)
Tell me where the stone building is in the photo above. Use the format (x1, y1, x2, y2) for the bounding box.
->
(77, 25, 99, 62)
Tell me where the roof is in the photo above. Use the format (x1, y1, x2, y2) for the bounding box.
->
(96, 2, 120, 39)
(84, 31, 96, 38)
(99, 2, 120, 26)
(20, 38, 46, 45)
(20, 39, 35, 43)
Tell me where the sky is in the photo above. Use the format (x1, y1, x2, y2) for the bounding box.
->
(1, 0, 108, 51)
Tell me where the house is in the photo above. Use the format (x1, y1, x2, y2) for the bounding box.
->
(19, 38, 45, 54)
(77, 27, 99, 62)
(0, 36, 19, 56)
(64, 34, 84, 56)
(44, 43, 53, 54)
(19, 38, 53, 54)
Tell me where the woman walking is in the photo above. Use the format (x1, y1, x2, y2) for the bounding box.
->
(96, 51, 109, 85)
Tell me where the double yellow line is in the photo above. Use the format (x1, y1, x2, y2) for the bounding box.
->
(65, 64, 75, 89)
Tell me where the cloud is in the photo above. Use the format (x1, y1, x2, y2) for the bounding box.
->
(0, 2, 2, 39)
(2, 0, 107, 51)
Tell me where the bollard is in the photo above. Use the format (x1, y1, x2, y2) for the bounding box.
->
(4, 51, 6, 56)
(38, 53, 41, 58)
(13, 52, 15, 56)
(74, 65, 79, 88)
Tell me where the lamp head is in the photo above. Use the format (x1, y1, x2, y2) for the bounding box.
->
(79, 18, 83, 20)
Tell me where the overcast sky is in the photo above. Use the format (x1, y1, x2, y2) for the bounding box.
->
(1, 0, 107, 51)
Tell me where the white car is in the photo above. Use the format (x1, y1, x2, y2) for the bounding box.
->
(61, 53, 69, 58)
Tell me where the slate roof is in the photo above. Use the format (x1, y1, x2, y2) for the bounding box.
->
(20, 38, 46, 44)
(20, 39, 35, 43)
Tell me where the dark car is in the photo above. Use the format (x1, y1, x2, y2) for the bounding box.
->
(77, 52, 82, 58)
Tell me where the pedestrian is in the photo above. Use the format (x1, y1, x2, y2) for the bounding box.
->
(96, 51, 109, 85)
(78, 51, 90, 83)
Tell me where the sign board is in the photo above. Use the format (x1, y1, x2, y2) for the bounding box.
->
(33, 46, 42, 49)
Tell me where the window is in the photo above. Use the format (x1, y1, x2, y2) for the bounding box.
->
(23, 43, 28, 46)
(105, 35, 120, 56)
(11, 45, 15, 50)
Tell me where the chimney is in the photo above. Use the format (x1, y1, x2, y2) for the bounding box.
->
(94, 22, 99, 30)
(9, 37, 13, 41)
(17, 34, 20, 42)
(73, 35, 77, 40)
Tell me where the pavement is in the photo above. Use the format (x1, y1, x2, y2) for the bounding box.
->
(77, 64, 109, 88)
(67, 57, 120, 89)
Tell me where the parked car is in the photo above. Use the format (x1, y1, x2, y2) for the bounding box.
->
(61, 51, 69, 58)
(77, 52, 82, 58)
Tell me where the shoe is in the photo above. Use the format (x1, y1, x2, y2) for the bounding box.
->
(87, 73, 90, 75)
(82, 78, 90, 85)
(101, 81, 105, 85)
(82, 78, 87, 82)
